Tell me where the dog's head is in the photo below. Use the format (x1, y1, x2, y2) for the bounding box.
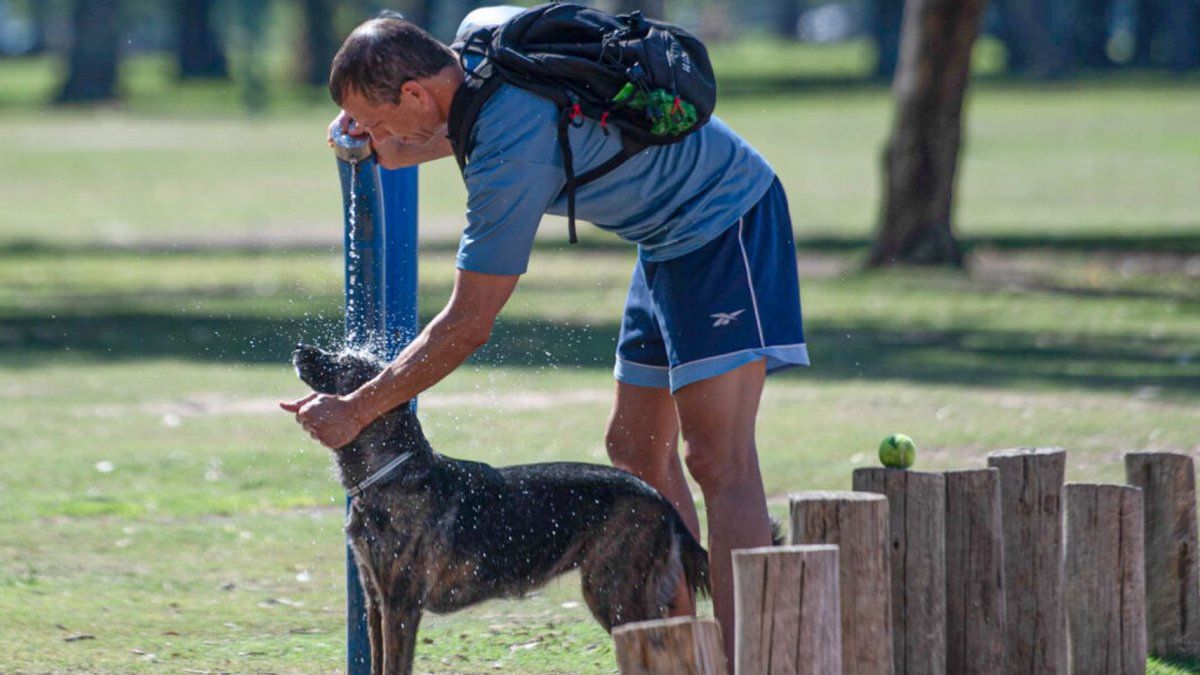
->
(292, 343, 384, 396)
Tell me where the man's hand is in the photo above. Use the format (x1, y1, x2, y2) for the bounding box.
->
(327, 110, 369, 148)
(280, 392, 370, 450)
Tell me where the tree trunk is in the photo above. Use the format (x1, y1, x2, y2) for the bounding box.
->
(298, 0, 337, 87)
(1135, 0, 1165, 66)
(177, 0, 228, 80)
(868, 0, 987, 267)
(994, 0, 1072, 76)
(872, 0, 906, 81)
(1072, 0, 1114, 70)
(771, 0, 800, 40)
(1166, 0, 1200, 70)
(56, 0, 121, 103)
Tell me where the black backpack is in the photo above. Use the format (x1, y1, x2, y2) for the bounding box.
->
(447, 2, 717, 243)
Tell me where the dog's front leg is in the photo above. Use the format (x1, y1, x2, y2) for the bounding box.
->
(365, 586, 384, 675)
(381, 606, 422, 675)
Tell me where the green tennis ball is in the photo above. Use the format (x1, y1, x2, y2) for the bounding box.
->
(879, 433, 917, 469)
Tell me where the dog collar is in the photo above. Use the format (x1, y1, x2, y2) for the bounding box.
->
(347, 451, 414, 499)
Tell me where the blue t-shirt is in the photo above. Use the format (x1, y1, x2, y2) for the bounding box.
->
(456, 84, 776, 276)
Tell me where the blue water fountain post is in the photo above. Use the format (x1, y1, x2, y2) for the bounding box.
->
(332, 126, 419, 674)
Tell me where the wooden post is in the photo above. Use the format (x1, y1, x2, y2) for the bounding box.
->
(790, 491, 893, 675)
(1125, 452, 1200, 658)
(943, 468, 1006, 674)
(986, 447, 1068, 675)
(613, 616, 726, 675)
(732, 544, 842, 675)
(1065, 484, 1148, 675)
(853, 468, 946, 675)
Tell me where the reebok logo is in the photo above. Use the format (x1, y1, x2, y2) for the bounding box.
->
(711, 310, 746, 327)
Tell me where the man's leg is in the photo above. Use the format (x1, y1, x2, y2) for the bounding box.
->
(605, 380, 701, 616)
(672, 358, 772, 665)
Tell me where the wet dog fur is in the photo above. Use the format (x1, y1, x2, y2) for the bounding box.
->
(292, 345, 710, 675)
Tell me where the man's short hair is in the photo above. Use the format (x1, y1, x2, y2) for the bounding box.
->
(329, 18, 457, 106)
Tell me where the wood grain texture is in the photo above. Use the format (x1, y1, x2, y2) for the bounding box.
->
(1125, 452, 1200, 658)
(987, 447, 1069, 675)
(614, 617, 726, 675)
(732, 545, 842, 675)
(943, 468, 1006, 674)
(1065, 483, 1148, 675)
(790, 491, 893, 675)
(853, 469, 946, 675)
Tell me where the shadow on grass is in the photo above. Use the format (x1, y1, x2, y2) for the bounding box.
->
(2, 308, 1195, 397)
(2, 231, 1199, 258)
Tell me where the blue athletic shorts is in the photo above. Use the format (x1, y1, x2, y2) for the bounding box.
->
(614, 176, 809, 392)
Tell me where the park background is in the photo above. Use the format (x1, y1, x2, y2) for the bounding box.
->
(0, 0, 1196, 672)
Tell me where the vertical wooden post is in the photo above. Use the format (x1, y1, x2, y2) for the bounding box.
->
(613, 617, 726, 675)
(733, 544, 842, 675)
(853, 469, 946, 675)
(1125, 451, 1200, 658)
(790, 491, 893, 675)
(986, 447, 1068, 675)
(943, 468, 1006, 674)
(1065, 484, 1148, 675)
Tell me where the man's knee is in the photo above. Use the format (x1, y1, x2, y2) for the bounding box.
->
(683, 440, 759, 493)
(605, 425, 672, 476)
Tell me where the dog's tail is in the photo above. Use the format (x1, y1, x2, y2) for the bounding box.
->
(677, 516, 783, 600)
(676, 522, 711, 600)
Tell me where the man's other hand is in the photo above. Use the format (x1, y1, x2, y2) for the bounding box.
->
(280, 392, 369, 450)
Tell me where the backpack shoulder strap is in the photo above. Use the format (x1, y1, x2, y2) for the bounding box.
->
(446, 72, 504, 173)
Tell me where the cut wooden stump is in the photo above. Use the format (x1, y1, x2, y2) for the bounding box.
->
(853, 468, 946, 675)
(987, 447, 1068, 675)
(1065, 483, 1148, 675)
(943, 468, 1006, 674)
(613, 616, 726, 675)
(789, 491, 893, 674)
(1125, 451, 1200, 658)
(732, 544, 842, 675)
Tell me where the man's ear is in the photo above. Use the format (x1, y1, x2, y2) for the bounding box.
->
(400, 79, 430, 107)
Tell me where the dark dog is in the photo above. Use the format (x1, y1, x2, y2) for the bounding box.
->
(292, 345, 710, 675)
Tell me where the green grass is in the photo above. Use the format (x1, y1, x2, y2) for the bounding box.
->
(1, 50, 1199, 672)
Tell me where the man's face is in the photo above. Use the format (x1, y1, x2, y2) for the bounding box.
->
(340, 83, 445, 147)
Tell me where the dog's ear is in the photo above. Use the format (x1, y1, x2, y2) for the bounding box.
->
(292, 343, 339, 394)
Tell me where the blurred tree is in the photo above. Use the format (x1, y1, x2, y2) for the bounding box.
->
(770, 0, 799, 38)
(1134, 0, 1164, 66)
(297, 0, 336, 86)
(992, 0, 1071, 76)
(230, 0, 268, 112)
(1164, 0, 1199, 70)
(1140, 0, 1200, 69)
(1071, 0, 1113, 69)
(57, 0, 121, 103)
(870, 0, 988, 267)
(872, 0, 905, 80)
(614, 0, 667, 17)
(176, 0, 227, 79)
(25, 0, 51, 55)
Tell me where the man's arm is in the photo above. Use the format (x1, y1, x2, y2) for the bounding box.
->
(348, 268, 517, 418)
(283, 269, 519, 448)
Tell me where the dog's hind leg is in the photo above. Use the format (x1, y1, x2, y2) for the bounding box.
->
(381, 606, 422, 675)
